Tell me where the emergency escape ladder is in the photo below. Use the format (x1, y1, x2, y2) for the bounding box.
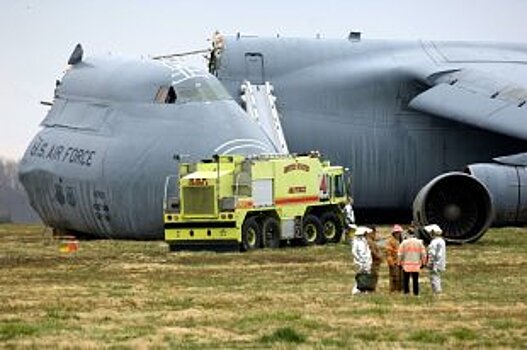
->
(240, 81, 289, 154)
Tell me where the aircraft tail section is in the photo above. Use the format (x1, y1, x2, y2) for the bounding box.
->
(240, 81, 289, 154)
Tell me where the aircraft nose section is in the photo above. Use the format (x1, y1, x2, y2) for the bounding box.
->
(17, 50, 283, 239)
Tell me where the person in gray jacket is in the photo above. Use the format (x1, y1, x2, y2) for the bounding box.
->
(351, 226, 372, 295)
(425, 224, 447, 294)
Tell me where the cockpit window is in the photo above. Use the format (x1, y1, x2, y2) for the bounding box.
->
(154, 76, 231, 105)
(166, 86, 176, 103)
(175, 76, 231, 103)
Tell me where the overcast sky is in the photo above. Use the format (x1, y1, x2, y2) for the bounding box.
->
(1, 0, 527, 160)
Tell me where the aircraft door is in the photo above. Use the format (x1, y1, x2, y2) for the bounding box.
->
(245, 53, 265, 84)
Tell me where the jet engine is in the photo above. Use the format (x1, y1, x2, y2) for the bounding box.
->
(414, 161, 527, 243)
(413, 172, 493, 244)
(465, 163, 527, 225)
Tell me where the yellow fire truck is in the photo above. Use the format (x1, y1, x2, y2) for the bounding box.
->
(164, 153, 349, 251)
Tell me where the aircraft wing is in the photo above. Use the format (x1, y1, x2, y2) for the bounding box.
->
(409, 69, 527, 141)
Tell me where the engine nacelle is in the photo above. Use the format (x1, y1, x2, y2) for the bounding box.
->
(413, 172, 493, 243)
(466, 163, 527, 224)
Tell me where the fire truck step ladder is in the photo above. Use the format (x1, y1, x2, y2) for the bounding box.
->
(240, 81, 289, 154)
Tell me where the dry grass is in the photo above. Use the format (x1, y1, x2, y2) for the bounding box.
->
(0, 224, 526, 349)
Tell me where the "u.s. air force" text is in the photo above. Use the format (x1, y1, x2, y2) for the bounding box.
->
(29, 136, 96, 167)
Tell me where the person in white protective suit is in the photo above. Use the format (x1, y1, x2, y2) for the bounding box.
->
(425, 224, 447, 294)
(343, 197, 357, 242)
(351, 226, 372, 295)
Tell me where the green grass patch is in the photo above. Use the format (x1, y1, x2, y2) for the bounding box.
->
(260, 327, 306, 343)
(0, 321, 39, 341)
(450, 327, 478, 341)
(408, 330, 447, 344)
(488, 319, 516, 331)
(148, 296, 195, 310)
(45, 307, 80, 321)
(320, 337, 347, 347)
(354, 330, 380, 341)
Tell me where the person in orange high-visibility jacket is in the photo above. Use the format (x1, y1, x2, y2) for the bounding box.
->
(398, 230, 427, 296)
(385, 224, 403, 292)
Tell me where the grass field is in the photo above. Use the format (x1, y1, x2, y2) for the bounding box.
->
(0, 224, 526, 349)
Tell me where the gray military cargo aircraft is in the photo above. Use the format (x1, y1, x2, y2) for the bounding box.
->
(20, 33, 527, 243)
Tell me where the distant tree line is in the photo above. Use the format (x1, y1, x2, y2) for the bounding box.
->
(0, 158, 21, 190)
(0, 157, 39, 223)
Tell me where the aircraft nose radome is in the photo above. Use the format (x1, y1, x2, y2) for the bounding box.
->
(19, 50, 280, 239)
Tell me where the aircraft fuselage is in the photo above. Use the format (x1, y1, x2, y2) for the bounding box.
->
(215, 37, 527, 214)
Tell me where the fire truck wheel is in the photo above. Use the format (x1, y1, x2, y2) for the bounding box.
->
(302, 215, 324, 245)
(262, 216, 281, 249)
(321, 212, 343, 243)
(241, 217, 262, 251)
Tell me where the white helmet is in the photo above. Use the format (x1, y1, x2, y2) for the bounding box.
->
(424, 224, 443, 236)
(355, 226, 372, 236)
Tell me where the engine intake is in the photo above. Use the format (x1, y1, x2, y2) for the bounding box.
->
(413, 172, 493, 243)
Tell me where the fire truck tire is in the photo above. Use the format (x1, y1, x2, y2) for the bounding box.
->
(241, 217, 262, 251)
(262, 216, 281, 249)
(320, 212, 343, 243)
(301, 215, 324, 245)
